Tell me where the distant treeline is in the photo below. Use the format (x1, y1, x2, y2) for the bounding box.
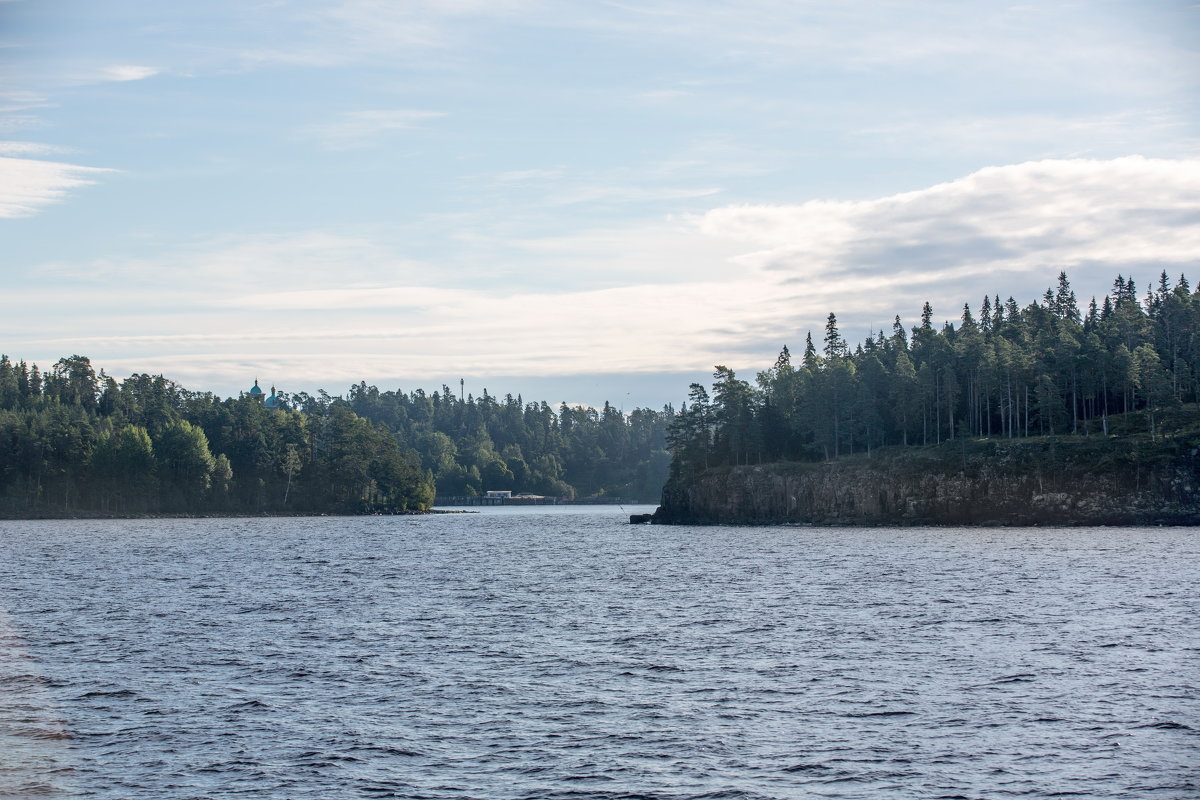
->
(668, 271, 1200, 481)
(0, 360, 672, 517)
(332, 386, 671, 503)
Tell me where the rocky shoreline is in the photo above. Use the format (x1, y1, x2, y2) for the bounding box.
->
(648, 437, 1200, 526)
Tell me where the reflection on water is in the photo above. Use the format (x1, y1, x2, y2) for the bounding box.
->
(0, 509, 1197, 799)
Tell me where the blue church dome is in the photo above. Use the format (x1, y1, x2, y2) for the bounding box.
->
(249, 379, 264, 396)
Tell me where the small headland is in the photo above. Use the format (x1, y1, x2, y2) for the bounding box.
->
(651, 430, 1200, 527)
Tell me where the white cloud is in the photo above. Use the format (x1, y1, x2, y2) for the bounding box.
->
(0, 156, 113, 218)
(0, 141, 73, 157)
(699, 155, 1200, 330)
(10, 158, 1200, 397)
(302, 109, 445, 149)
(702, 156, 1200, 274)
(0, 115, 43, 134)
(92, 64, 159, 82)
(492, 168, 565, 183)
(0, 91, 51, 113)
(35, 231, 431, 289)
(474, 155, 737, 208)
(226, 286, 462, 310)
(24, 277, 786, 379)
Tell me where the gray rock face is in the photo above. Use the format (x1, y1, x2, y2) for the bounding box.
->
(654, 440, 1200, 526)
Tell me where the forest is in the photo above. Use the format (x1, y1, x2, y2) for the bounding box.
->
(667, 271, 1200, 482)
(0, 359, 672, 517)
(7, 269, 1191, 518)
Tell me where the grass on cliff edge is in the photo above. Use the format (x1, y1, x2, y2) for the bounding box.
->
(702, 405, 1200, 480)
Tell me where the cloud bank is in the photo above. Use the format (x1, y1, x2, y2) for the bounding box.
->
(0, 156, 112, 218)
(9, 157, 1200, 400)
(91, 65, 159, 83)
(701, 156, 1200, 308)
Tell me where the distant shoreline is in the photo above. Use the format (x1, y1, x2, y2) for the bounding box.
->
(0, 503, 664, 521)
(0, 509, 464, 521)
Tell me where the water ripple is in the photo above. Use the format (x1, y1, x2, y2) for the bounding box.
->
(0, 510, 1197, 798)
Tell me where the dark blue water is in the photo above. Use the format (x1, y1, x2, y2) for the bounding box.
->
(1, 507, 1197, 799)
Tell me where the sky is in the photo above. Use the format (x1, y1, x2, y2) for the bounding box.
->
(2, 0, 1199, 410)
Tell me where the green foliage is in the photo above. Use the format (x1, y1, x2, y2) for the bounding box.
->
(668, 271, 1200, 480)
(340, 388, 673, 502)
(155, 420, 216, 509)
(0, 353, 671, 516)
(88, 425, 156, 512)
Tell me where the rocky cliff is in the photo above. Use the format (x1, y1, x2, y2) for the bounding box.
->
(653, 437, 1200, 526)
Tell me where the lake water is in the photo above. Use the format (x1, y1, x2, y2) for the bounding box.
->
(0, 507, 1197, 799)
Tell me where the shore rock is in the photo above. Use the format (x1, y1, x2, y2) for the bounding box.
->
(653, 438, 1200, 526)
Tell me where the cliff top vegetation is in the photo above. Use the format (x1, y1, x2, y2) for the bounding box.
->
(667, 270, 1200, 484)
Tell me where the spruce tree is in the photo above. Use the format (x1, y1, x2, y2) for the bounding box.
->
(824, 313, 846, 358)
(803, 332, 819, 368)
